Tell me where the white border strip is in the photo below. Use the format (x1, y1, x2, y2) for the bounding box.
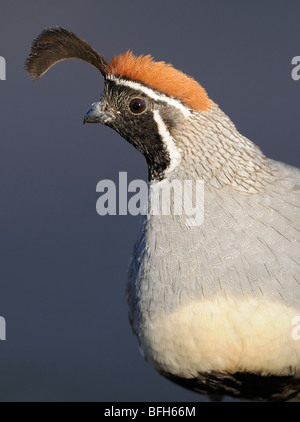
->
(107, 75, 191, 118)
(152, 109, 182, 175)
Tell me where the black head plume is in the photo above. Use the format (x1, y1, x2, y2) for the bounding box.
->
(25, 27, 110, 79)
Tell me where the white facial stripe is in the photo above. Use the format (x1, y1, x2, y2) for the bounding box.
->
(107, 75, 191, 118)
(153, 110, 182, 175)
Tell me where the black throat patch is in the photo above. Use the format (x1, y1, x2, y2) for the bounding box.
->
(103, 79, 171, 181)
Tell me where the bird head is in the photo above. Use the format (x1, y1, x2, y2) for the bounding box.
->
(25, 27, 271, 189)
(25, 27, 216, 181)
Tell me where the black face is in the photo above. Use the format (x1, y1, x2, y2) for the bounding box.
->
(102, 80, 171, 181)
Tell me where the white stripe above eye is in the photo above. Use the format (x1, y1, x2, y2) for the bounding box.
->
(107, 75, 191, 118)
(152, 109, 182, 175)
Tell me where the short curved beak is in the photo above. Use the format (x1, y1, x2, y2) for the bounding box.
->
(83, 101, 114, 124)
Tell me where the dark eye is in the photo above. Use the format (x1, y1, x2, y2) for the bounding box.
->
(129, 98, 146, 114)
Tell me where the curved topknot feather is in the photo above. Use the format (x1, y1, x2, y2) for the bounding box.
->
(25, 27, 110, 79)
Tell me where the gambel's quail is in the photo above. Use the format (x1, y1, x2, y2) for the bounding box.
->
(25, 28, 300, 401)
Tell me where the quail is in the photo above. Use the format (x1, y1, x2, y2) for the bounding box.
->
(25, 27, 300, 402)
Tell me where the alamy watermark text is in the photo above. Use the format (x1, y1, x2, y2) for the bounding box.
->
(96, 172, 204, 227)
(292, 316, 300, 341)
(0, 56, 6, 80)
(291, 56, 300, 80)
(0, 316, 6, 340)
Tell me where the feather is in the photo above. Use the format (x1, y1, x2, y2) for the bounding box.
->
(110, 51, 213, 112)
(25, 27, 110, 79)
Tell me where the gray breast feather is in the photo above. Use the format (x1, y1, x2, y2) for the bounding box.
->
(128, 157, 300, 312)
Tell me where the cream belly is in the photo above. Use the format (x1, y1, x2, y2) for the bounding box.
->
(140, 296, 300, 378)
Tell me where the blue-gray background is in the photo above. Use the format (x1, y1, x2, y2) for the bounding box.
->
(0, 0, 299, 402)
